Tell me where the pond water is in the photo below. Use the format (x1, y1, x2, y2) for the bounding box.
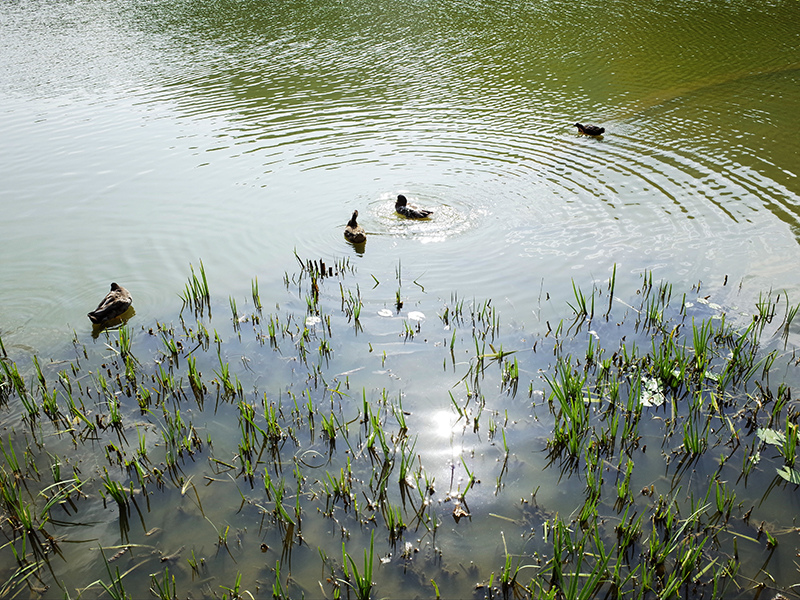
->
(3, 0, 800, 598)
(2, 0, 800, 350)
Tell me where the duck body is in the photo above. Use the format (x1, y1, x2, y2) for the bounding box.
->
(88, 282, 132, 324)
(574, 123, 605, 136)
(344, 210, 367, 244)
(395, 194, 433, 219)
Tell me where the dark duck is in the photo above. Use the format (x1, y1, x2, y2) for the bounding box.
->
(344, 210, 367, 244)
(88, 283, 132, 324)
(395, 194, 433, 219)
(574, 123, 605, 137)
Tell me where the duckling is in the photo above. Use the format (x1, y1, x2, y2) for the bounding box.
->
(344, 210, 367, 244)
(88, 283, 132, 324)
(395, 194, 433, 219)
(574, 123, 605, 137)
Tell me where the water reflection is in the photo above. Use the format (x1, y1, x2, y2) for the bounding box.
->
(427, 410, 462, 440)
(90, 306, 136, 339)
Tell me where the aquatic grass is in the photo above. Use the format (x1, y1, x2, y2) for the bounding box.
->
(567, 279, 594, 321)
(0, 562, 44, 598)
(780, 292, 799, 347)
(40, 386, 60, 422)
(712, 480, 736, 524)
(0, 466, 42, 551)
(754, 290, 777, 337)
(780, 417, 798, 468)
(59, 372, 95, 434)
(1, 359, 34, 417)
(219, 571, 245, 600)
(2, 253, 800, 599)
(605, 263, 617, 319)
(341, 285, 363, 324)
(31, 355, 47, 397)
(186, 549, 202, 578)
(651, 330, 688, 392)
(659, 535, 709, 599)
(214, 353, 241, 398)
(497, 531, 526, 596)
(263, 470, 296, 530)
(501, 355, 519, 396)
(272, 560, 289, 600)
(642, 280, 673, 332)
(100, 471, 130, 517)
(94, 546, 131, 600)
(459, 456, 476, 501)
(106, 390, 123, 429)
(341, 530, 375, 600)
(180, 260, 211, 317)
(251, 277, 262, 312)
(616, 504, 644, 557)
(615, 458, 635, 507)
(118, 326, 138, 381)
(229, 295, 240, 330)
(391, 394, 408, 433)
(383, 501, 406, 545)
(647, 503, 708, 573)
(681, 412, 709, 456)
(160, 328, 179, 358)
(149, 566, 177, 600)
(186, 355, 204, 404)
(534, 518, 610, 600)
(543, 358, 590, 458)
(691, 317, 714, 375)
(323, 463, 355, 512)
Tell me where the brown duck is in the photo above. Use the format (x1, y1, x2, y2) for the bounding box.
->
(88, 283, 132, 324)
(344, 210, 367, 244)
(574, 123, 605, 136)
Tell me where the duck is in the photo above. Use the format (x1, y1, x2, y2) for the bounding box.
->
(574, 123, 605, 137)
(395, 194, 433, 219)
(344, 210, 367, 244)
(88, 282, 132, 324)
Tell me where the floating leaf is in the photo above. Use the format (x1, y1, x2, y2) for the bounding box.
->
(757, 428, 786, 447)
(777, 466, 800, 484)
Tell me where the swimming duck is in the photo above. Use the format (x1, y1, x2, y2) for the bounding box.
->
(574, 123, 605, 137)
(88, 282, 132, 324)
(395, 194, 433, 219)
(344, 210, 367, 244)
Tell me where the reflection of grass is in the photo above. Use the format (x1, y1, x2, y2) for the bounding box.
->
(2, 257, 800, 598)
